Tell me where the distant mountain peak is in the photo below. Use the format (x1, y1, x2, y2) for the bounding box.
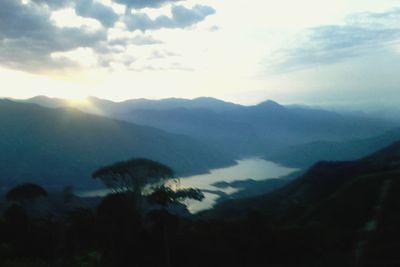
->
(193, 97, 224, 102)
(256, 100, 285, 110)
(29, 95, 50, 100)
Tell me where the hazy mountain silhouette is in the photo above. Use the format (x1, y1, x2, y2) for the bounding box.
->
(22, 95, 398, 160)
(265, 128, 400, 168)
(116, 99, 395, 157)
(0, 100, 235, 189)
(25, 95, 241, 115)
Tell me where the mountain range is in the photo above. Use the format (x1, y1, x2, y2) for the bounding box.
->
(3, 95, 400, 193)
(265, 127, 400, 168)
(23, 96, 397, 158)
(0, 100, 234, 189)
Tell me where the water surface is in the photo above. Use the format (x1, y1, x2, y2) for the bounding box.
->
(177, 158, 297, 212)
(79, 158, 297, 213)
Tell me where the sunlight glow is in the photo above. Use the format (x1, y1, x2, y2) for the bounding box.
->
(64, 97, 105, 115)
(65, 97, 91, 105)
(51, 48, 98, 68)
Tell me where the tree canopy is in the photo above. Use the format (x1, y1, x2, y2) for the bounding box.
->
(147, 185, 204, 207)
(92, 158, 174, 194)
(6, 183, 48, 202)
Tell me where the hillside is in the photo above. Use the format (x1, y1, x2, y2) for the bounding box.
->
(0, 100, 235, 189)
(208, 141, 400, 226)
(265, 128, 400, 168)
(202, 141, 400, 262)
(23, 96, 397, 158)
(191, 141, 400, 265)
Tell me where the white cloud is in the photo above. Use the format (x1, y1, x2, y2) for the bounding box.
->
(2, 0, 400, 109)
(51, 8, 102, 29)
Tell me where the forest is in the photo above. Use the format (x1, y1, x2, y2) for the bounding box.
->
(1, 141, 400, 267)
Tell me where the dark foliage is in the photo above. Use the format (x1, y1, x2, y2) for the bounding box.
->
(1, 142, 400, 266)
(147, 185, 204, 207)
(92, 158, 174, 193)
(6, 183, 48, 202)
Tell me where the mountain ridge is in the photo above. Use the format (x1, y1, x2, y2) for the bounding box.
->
(16, 95, 400, 164)
(0, 100, 235, 189)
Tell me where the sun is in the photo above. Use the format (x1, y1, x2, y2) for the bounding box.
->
(62, 96, 104, 115)
(65, 96, 92, 107)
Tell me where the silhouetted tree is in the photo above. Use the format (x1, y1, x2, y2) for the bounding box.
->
(3, 204, 29, 230)
(2, 204, 30, 257)
(147, 185, 204, 207)
(96, 193, 143, 266)
(5, 183, 48, 217)
(65, 208, 96, 258)
(147, 184, 204, 267)
(92, 158, 174, 209)
(6, 183, 48, 203)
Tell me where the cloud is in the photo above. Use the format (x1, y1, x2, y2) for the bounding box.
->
(129, 62, 193, 72)
(0, 0, 216, 73)
(124, 4, 216, 31)
(109, 35, 164, 46)
(32, 0, 119, 28)
(74, 0, 119, 28)
(273, 8, 400, 72)
(147, 49, 179, 59)
(0, 0, 106, 72)
(209, 25, 220, 32)
(113, 0, 182, 9)
(172, 5, 215, 26)
(130, 35, 164, 45)
(31, 0, 69, 9)
(32, 0, 183, 11)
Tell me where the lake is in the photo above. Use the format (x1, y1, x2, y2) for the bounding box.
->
(79, 158, 298, 213)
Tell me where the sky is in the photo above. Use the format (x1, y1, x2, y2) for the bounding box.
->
(1, 0, 400, 108)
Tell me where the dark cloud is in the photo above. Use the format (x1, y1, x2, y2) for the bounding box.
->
(32, 0, 119, 28)
(0, 0, 216, 73)
(171, 5, 215, 26)
(114, 0, 182, 9)
(0, 0, 106, 72)
(31, 0, 69, 9)
(274, 8, 400, 72)
(124, 4, 215, 31)
(75, 0, 119, 27)
(31, 0, 183, 13)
